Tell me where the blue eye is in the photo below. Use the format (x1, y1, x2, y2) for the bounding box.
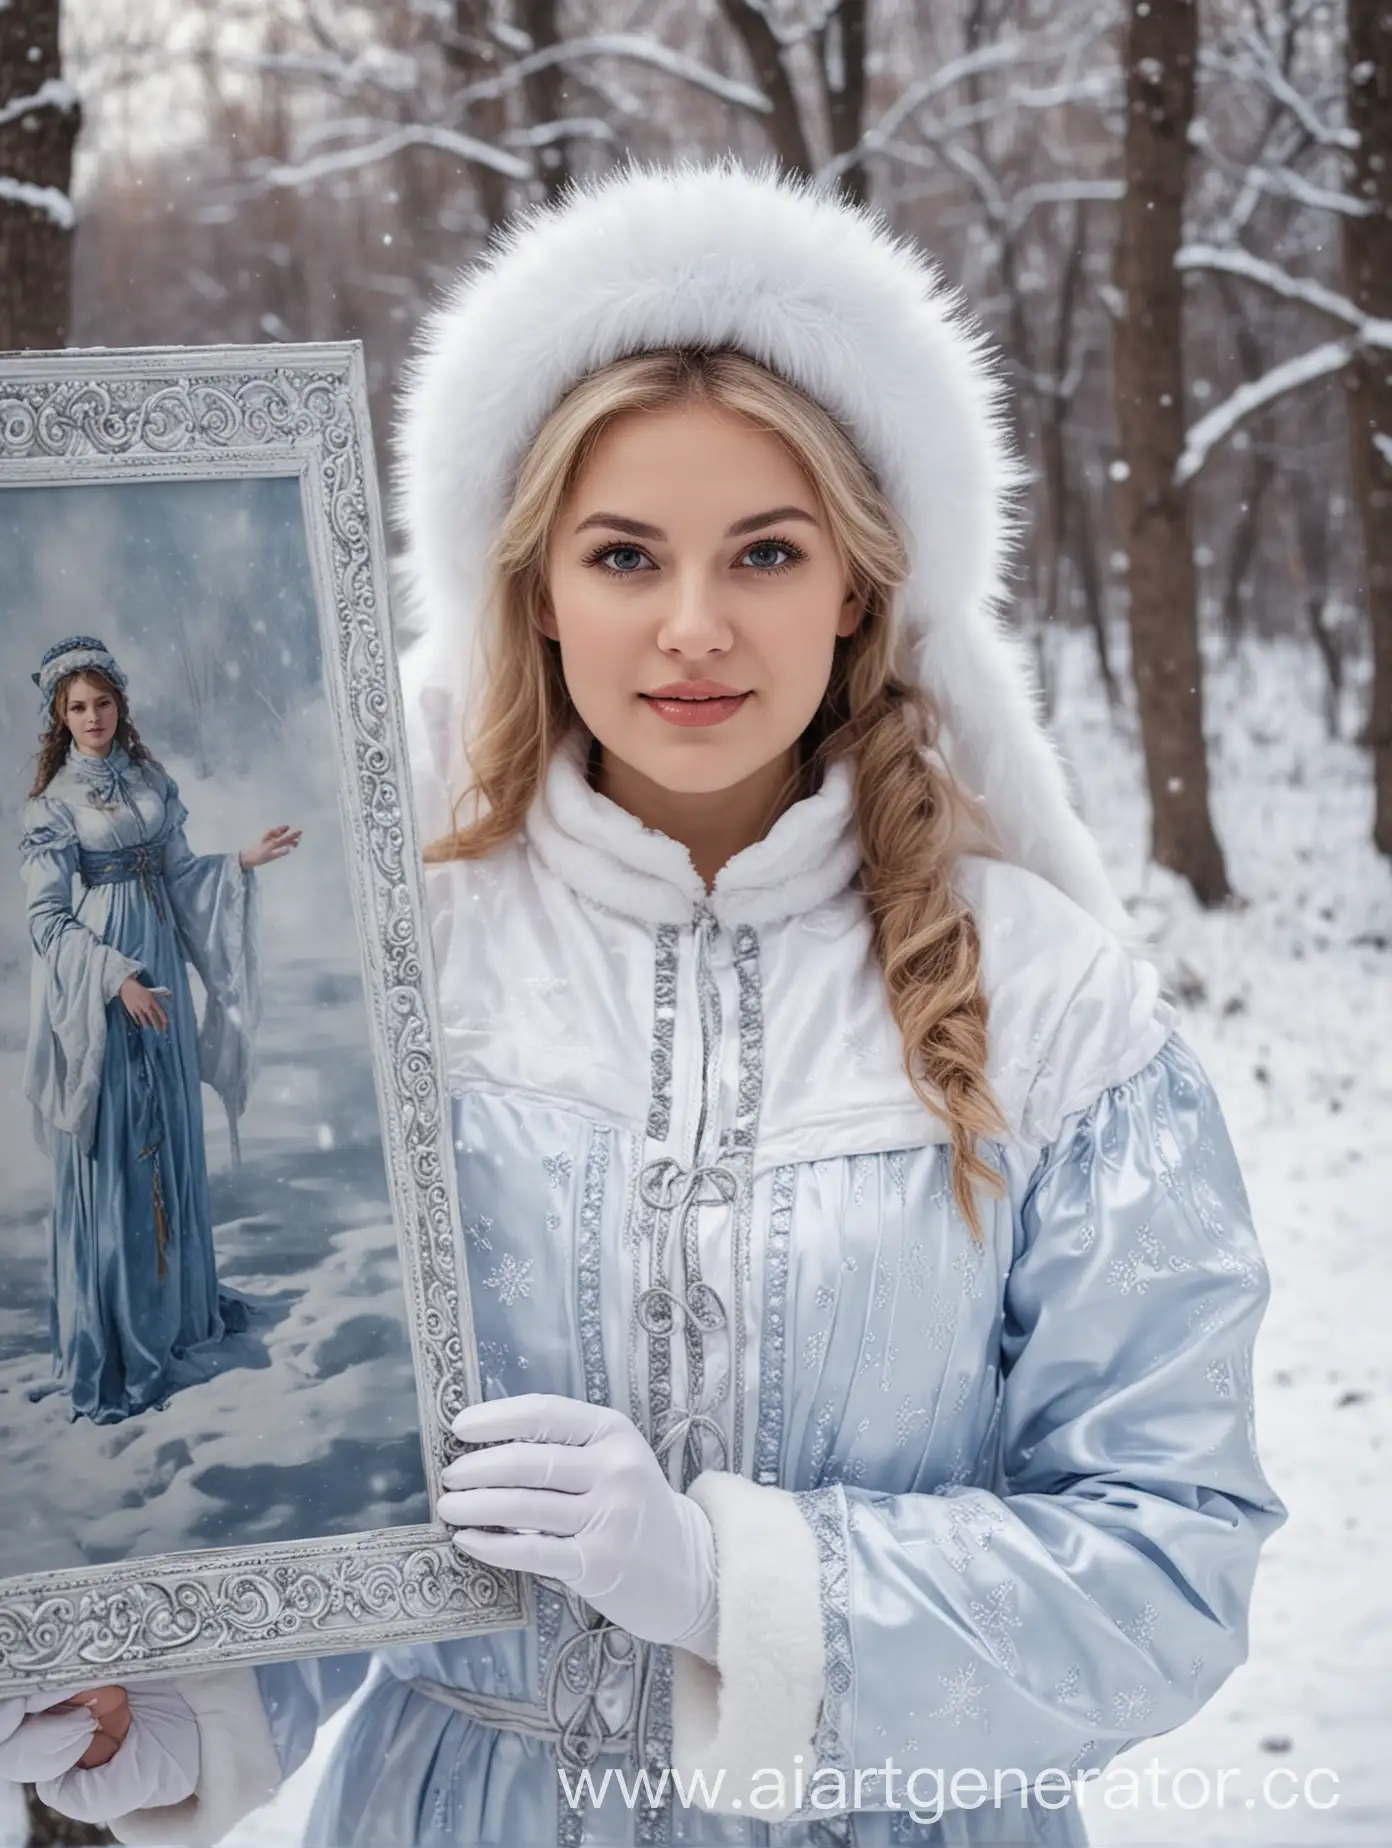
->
(581, 536, 808, 578)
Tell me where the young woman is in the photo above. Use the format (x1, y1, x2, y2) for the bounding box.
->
(6, 162, 1286, 1845)
(17, 637, 300, 1423)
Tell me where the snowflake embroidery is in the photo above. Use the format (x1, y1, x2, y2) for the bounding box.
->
(523, 974, 569, 996)
(851, 1154, 873, 1206)
(544, 1211, 561, 1234)
(928, 1661, 985, 1727)
(815, 1284, 836, 1311)
(886, 1151, 907, 1200)
(1054, 1664, 1082, 1704)
(1205, 1360, 1234, 1398)
(482, 1254, 533, 1305)
(1117, 1602, 1159, 1649)
(803, 1328, 830, 1369)
(901, 1239, 931, 1297)
(952, 1242, 986, 1302)
(542, 1152, 573, 1190)
(1110, 1686, 1154, 1728)
(927, 1492, 1007, 1573)
(463, 1214, 494, 1252)
(925, 1297, 957, 1349)
(873, 1266, 896, 1313)
(1105, 1222, 1164, 1294)
(895, 1396, 932, 1451)
(969, 1581, 1023, 1671)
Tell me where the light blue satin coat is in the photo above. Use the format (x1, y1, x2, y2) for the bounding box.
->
(245, 739, 1287, 1846)
(19, 741, 259, 1424)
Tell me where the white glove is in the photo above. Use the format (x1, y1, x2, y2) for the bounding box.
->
(0, 1691, 97, 1784)
(24, 1683, 198, 1824)
(439, 1393, 720, 1660)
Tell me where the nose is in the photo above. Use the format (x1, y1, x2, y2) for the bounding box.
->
(654, 565, 735, 657)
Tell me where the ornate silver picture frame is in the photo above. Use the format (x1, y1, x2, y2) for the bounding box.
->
(0, 343, 528, 1694)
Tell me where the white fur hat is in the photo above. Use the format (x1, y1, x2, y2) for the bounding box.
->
(394, 155, 1126, 934)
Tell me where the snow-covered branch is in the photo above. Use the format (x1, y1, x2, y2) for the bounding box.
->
(1189, 118, 1371, 218)
(1008, 177, 1124, 233)
(501, 116, 620, 151)
(0, 176, 76, 230)
(252, 125, 532, 192)
(448, 33, 770, 116)
(1176, 244, 1366, 328)
(0, 79, 80, 130)
(1201, 33, 1356, 153)
(1176, 319, 1392, 486)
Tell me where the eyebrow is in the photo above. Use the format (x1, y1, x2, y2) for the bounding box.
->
(572, 505, 820, 540)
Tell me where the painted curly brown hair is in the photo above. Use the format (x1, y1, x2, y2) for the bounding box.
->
(30, 668, 154, 798)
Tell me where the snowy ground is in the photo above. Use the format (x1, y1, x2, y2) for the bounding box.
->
(4, 630, 1388, 1843)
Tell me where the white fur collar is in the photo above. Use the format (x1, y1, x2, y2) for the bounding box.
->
(394, 157, 1128, 937)
(525, 728, 862, 928)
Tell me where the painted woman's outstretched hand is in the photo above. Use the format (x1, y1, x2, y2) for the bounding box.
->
(438, 1394, 719, 1660)
(238, 824, 302, 871)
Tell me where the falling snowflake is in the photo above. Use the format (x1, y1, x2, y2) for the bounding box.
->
(482, 1253, 534, 1305)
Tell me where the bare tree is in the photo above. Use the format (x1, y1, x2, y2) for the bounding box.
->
(0, 0, 81, 350)
(1344, 0, 1392, 854)
(1112, 0, 1230, 904)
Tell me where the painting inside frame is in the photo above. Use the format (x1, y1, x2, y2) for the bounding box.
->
(0, 472, 432, 1573)
(0, 346, 526, 1691)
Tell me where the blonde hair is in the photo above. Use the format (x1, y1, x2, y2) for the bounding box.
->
(425, 347, 1007, 1239)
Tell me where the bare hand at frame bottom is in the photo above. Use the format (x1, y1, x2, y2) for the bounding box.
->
(439, 1393, 720, 1662)
(0, 1683, 199, 1821)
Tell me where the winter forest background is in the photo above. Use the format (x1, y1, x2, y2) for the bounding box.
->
(1, 0, 1390, 1843)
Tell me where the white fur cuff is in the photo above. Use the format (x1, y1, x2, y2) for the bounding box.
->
(109, 1667, 282, 1847)
(670, 1471, 826, 1820)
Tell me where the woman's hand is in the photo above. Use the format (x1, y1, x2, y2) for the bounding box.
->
(239, 824, 301, 871)
(119, 977, 167, 1032)
(27, 1682, 199, 1824)
(438, 1394, 719, 1658)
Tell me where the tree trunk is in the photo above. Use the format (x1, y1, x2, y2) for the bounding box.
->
(1344, 0, 1392, 856)
(447, 1, 511, 236)
(0, 0, 81, 351)
(516, 0, 572, 205)
(820, 0, 870, 205)
(1112, 0, 1230, 904)
(714, 0, 816, 180)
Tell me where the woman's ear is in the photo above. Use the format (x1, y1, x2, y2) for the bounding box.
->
(837, 585, 866, 638)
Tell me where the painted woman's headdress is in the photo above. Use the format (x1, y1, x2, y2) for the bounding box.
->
(33, 635, 128, 717)
(395, 156, 1126, 934)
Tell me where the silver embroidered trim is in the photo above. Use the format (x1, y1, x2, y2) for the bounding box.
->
(645, 924, 680, 1142)
(577, 1127, 612, 1407)
(792, 1485, 855, 1773)
(753, 1165, 796, 1486)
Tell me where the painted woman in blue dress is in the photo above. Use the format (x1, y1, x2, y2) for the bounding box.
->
(18, 634, 301, 1426)
(7, 165, 1287, 1845)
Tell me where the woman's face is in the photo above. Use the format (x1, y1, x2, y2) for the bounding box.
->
(544, 400, 862, 798)
(62, 674, 120, 756)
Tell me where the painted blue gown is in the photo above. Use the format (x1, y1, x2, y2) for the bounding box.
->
(19, 739, 261, 1425)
